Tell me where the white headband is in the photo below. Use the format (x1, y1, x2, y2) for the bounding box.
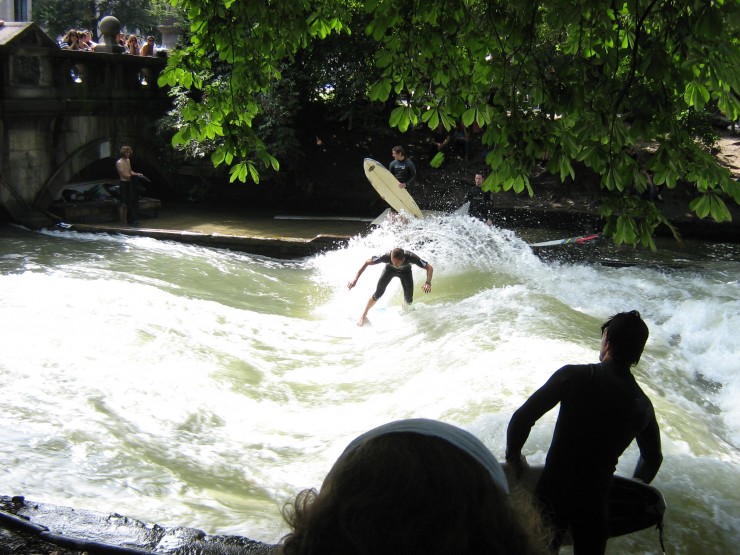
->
(338, 418, 509, 495)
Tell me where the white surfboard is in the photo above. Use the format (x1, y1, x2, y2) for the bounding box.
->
(371, 205, 466, 226)
(363, 158, 424, 219)
(370, 208, 394, 226)
(454, 201, 470, 215)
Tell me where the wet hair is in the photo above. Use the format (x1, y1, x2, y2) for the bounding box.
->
(280, 425, 551, 555)
(392, 145, 405, 156)
(601, 310, 649, 366)
(390, 247, 405, 260)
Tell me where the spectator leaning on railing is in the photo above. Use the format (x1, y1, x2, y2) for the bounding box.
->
(126, 34, 141, 55)
(140, 36, 155, 56)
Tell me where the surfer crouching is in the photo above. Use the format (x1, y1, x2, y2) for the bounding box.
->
(347, 247, 433, 326)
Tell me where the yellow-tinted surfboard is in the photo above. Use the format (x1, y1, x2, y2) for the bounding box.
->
(363, 158, 423, 219)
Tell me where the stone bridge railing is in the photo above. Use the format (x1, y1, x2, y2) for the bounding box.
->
(3, 47, 169, 117)
(1, 33, 173, 225)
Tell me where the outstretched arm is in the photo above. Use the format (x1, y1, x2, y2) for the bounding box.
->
(347, 259, 373, 290)
(422, 263, 433, 293)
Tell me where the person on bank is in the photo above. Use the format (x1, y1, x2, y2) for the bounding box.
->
(279, 418, 552, 555)
(116, 145, 146, 225)
(466, 172, 494, 225)
(389, 146, 417, 191)
(347, 247, 432, 326)
(505, 310, 663, 555)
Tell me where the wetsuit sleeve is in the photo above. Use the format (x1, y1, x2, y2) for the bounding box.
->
(371, 253, 391, 265)
(405, 252, 428, 269)
(632, 409, 663, 483)
(506, 366, 571, 461)
(406, 160, 417, 188)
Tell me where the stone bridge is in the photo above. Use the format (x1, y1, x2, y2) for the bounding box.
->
(0, 22, 173, 226)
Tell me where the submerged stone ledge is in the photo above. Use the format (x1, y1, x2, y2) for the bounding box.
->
(0, 496, 277, 555)
(52, 222, 352, 259)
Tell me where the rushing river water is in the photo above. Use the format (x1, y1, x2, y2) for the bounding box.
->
(1, 216, 739, 554)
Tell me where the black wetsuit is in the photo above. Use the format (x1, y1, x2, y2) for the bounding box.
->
(507, 361, 662, 554)
(466, 185, 494, 222)
(388, 158, 417, 189)
(370, 250, 428, 304)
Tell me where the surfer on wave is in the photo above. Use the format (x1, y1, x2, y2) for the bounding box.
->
(347, 247, 433, 326)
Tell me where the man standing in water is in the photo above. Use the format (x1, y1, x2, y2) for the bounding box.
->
(347, 247, 433, 326)
(389, 146, 417, 191)
(466, 172, 494, 225)
(116, 145, 146, 225)
(505, 310, 663, 554)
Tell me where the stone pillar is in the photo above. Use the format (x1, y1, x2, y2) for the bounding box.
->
(157, 14, 182, 52)
(93, 16, 125, 54)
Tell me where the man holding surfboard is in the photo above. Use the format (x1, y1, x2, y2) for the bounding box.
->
(389, 146, 417, 190)
(347, 247, 433, 326)
(505, 310, 663, 554)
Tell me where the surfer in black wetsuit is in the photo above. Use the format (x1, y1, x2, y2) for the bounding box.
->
(505, 310, 663, 555)
(388, 146, 417, 191)
(347, 247, 433, 326)
(466, 172, 494, 225)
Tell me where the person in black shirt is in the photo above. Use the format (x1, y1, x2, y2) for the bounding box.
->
(347, 247, 433, 326)
(388, 146, 417, 191)
(506, 310, 662, 554)
(466, 172, 494, 225)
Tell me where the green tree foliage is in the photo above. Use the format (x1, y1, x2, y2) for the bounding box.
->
(159, 0, 352, 184)
(34, 0, 168, 41)
(160, 0, 740, 246)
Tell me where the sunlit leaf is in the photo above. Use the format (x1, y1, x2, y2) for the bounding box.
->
(430, 152, 445, 168)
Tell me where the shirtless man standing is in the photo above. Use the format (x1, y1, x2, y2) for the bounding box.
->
(116, 146, 145, 225)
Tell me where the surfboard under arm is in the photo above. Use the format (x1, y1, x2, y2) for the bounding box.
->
(501, 463, 666, 545)
(363, 158, 424, 219)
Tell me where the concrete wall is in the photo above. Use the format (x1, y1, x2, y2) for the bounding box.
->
(0, 0, 32, 22)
